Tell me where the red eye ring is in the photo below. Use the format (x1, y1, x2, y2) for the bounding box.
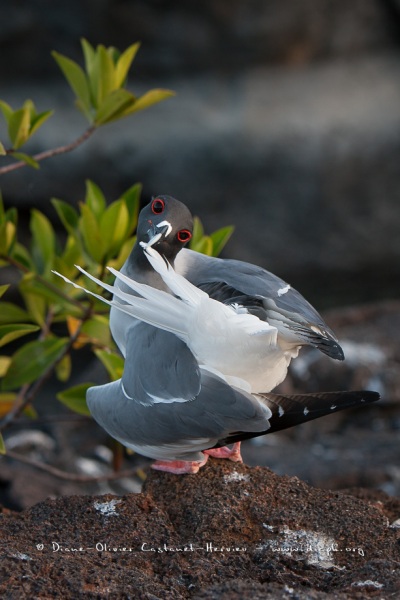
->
(151, 198, 165, 214)
(177, 229, 192, 243)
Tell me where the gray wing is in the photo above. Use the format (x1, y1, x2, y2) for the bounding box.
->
(87, 322, 271, 461)
(175, 249, 344, 360)
(121, 323, 201, 405)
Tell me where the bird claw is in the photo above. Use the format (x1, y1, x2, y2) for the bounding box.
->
(204, 442, 243, 462)
(151, 455, 209, 474)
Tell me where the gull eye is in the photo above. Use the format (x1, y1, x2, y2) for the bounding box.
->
(177, 229, 192, 243)
(151, 199, 165, 214)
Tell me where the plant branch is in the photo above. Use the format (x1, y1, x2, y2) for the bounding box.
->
(0, 125, 97, 175)
(3, 449, 147, 482)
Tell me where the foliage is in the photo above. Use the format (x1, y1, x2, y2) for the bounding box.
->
(0, 39, 174, 173)
(52, 40, 174, 126)
(0, 183, 234, 451)
(0, 38, 234, 459)
(0, 99, 53, 167)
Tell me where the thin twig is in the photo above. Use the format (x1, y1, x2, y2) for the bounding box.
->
(3, 449, 146, 482)
(39, 306, 55, 340)
(5, 383, 31, 429)
(0, 125, 97, 175)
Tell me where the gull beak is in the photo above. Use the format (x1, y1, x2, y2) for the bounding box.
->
(141, 220, 172, 249)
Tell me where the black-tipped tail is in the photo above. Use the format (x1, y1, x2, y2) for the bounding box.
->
(215, 390, 379, 447)
(259, 390, 379, 433)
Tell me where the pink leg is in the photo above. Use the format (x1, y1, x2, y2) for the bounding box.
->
(204, 442, 242, 463)
(151, 455, 209, 474)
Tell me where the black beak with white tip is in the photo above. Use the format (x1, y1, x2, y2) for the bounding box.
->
(143, 220, 173, 249)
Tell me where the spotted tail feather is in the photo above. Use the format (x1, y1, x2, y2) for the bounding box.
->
(215, 390, 380, 446)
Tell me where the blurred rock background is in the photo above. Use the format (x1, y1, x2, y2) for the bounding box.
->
(1, 0, 399, 306)
(0, 1, 399, 509)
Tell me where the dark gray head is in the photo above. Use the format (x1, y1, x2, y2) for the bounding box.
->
(135, 195, 193, 263)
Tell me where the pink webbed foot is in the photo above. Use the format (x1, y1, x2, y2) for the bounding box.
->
(151, 455, 209, 474)
(204, 442, 243, 463)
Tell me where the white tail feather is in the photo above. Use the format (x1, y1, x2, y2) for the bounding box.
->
(141, 246, 206, 305)
(52, 268, 192, 341)
(53, 249, 283, 392)
(53, 246, 277, 359)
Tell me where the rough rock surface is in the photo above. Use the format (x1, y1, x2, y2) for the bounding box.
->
(0, 460, 399, 599)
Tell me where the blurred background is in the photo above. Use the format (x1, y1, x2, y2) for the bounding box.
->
(0, 0, 399, 509)
(1, 0, 400, 304)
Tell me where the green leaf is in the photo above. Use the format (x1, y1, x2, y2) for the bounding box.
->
(81, 38, 96, 75)
(189, 219, 234, 257)
(85, 180, 106, 219)
(52, 51, 93, 121)
(10, 242, 34, 270)
(0, 302, 31, 325)
(94, 88, 135, 125)
(108, 236, 135, 270)
(190, 217, 205, 249)
(57, 382, 93, 416)
(8, 106, 31, 149)
(2, 337, 69, 391)
(5, 207, 17, 225)
(94, 349, 124, 380)
(30, 209, 56, 274)
(0, 100, 12, 123)
(22, 405, 38, 419)
(79, 203, 105, 262)
(120, 183, 141, 235)
(9, 152, 40, 169)
(22, 99, 36, 117)
(108, 46, 120, 66)
(119, 88, 175, 118)
(0, 323, 40, 348)
(0, 221, 16, 255)
(80, 315, 112, 347)
(0, 432, 5, 455)
(57, 238, 82, 276)
(55, 353, 71, 382)
(115, 42, 140, 87)
(30, 109, 54, 136)
(18, 282, 47, 326)
(19, 274, 81, 316)
(0, 284, 9, 299)
(0, 141, 5, 155)
(51, 198, 79, 234)
(191, 235, 213, 256)
(81, 39, 98, 109)
(0, 357, 11, 377)
(99, 199, 129, 257)
(87, 53, 101, 110)
(97, 44, 117, 104)
(210, 225, 234, 257)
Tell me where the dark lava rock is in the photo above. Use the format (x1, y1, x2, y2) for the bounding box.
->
(0, 460, 399, 599)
